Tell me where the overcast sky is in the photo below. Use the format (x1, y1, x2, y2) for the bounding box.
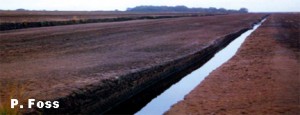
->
(1, 0, 299, 12)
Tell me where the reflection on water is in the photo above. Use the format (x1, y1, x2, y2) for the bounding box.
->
(105, 49, 214, 114)
(135, 19, 266, 115)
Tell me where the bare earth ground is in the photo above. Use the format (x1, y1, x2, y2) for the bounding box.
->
(0, 14, 264, 111)
(166, 13, 300, 115)
(0, 11, 200, 23)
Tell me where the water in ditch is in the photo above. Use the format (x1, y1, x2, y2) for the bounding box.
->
(135, 19, 266, 115)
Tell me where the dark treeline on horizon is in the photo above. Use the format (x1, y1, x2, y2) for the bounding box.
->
(127, 5, 248, 13)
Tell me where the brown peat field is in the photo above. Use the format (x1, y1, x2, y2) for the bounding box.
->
(0, 11, 204, 23)
(1, 11, 298, 114)
(0, 11, 213, 31)
(166, 13, 300, 115)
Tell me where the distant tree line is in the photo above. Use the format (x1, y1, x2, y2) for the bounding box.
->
(127, 6, 248, 13)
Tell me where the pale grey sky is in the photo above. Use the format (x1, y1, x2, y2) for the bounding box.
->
(0, 0, 299, 12)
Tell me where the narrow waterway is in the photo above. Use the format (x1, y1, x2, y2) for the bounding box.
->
(135, 19, 266, 115)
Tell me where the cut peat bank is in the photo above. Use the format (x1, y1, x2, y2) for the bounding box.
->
(0, 13, 267, 114)
(134, 16, 266, 115)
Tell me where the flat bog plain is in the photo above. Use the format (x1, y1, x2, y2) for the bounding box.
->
(0, 11, 207, 31)
(3, 11, 294, 114)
